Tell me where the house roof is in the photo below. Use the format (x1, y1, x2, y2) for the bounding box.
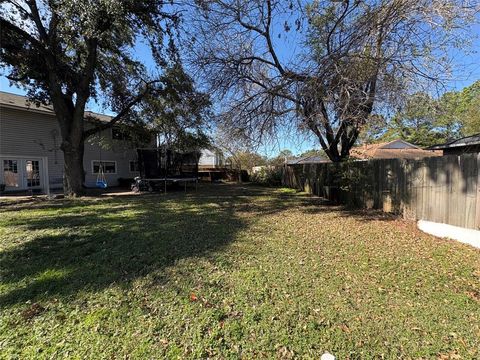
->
(285, 140, 442, 164)
(428, 133, 480, 150)
(0, 91, 54, 113)
(0, 91, 112, 122)
(350, 139, 442, 160)
(286, 154, 330, 165)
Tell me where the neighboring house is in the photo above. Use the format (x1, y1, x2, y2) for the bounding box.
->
(428, 133, 480, 155)
(0, 91, 143, 194)
(350, 139, 442, 160)
(197, 148, 228, 181)
(198, 148, 225, 169)
(251, 165, 275, 174)
(284, 140, 440, 165)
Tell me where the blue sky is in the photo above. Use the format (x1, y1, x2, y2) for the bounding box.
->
(1, 16, 479, 158)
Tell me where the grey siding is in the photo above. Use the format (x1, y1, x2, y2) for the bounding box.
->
(0, 107, 64, 188)
(0, 106, 140, 190)
(83, 128, 139, 187)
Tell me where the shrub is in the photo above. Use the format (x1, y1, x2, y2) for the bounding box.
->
(250, 166, 282, 186)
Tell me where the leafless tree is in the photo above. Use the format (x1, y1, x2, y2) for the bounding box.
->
(213, 124, 253, 180)
(189, 0, 478, 161)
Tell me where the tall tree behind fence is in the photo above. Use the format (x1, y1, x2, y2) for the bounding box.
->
(282, 153, 480, 230)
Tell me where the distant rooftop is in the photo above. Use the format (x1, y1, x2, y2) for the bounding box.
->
(428, 133, 480, 150)
(286, 140, 442, 165)
(350, 139, 442, 160)
(286, 154, 330, 165)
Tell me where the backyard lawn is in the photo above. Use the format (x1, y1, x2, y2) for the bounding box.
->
(1, 184, 479, 359)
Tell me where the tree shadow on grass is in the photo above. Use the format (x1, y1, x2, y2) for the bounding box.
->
(0, 186, 262, 307)
(337, 208, 399, 222)
(0, 183, 401, 308)
(293, 193, 400, 222)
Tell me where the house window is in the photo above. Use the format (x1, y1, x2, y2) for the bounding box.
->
(92, 161, 117, 174)
(3, 160, 19, 187)
(129, 160, 139, 173)
(26, 160, 41, 187)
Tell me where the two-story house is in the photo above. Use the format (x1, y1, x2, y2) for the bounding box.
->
(0, 91, 143, 194)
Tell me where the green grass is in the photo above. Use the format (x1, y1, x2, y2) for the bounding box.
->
(1, 184, 479, 359)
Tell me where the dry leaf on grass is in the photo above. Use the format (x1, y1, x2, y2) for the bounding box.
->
(21, 303, 45, 321)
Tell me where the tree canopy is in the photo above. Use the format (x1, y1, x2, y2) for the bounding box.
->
(141, 65, 212, 152)
(0, 0, 181, 195)
(190, 0, 478, 161)
(226, 151, 267, 173)
(382, 93, 454, 147)
(268, 149, 295, 167)
(439, 80, 480, 136)
(364, 80, 480, 147)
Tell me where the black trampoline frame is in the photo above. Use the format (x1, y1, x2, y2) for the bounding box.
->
(132, 147, 200, 193)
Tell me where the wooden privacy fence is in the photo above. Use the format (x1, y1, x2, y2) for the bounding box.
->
(282, 153, 480, 230)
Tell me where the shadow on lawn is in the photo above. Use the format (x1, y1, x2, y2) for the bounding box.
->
(0, 183, 397, 307)
(0, 184, 295, 307)
(289, 188, 399, 222)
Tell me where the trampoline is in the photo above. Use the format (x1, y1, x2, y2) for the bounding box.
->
(132, 148, 200, 193)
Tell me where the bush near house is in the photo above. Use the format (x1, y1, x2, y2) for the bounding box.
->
(250, 166, 282, 186)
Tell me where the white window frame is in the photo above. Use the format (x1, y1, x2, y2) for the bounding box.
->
(91, 160, 117, 175)
(129, 160, 139, 173)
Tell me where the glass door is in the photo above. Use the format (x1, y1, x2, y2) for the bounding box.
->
(3, 159, 20, 189)
(1, 158, 43, 191)
(25, 160, 41, 188)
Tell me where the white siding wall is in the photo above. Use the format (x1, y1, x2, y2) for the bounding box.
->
(199, 149, 224, 167)
(0, 106, 140, 190)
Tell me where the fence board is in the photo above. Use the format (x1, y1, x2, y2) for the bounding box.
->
(282, 153, 479, 230)
(476, 153, 480, 229)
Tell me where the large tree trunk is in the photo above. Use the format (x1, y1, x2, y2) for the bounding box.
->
(62, 143, 85, 196)
(58, 110, 86, 197)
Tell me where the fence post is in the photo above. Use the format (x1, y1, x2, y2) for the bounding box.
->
(476, 152, 480, 230)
